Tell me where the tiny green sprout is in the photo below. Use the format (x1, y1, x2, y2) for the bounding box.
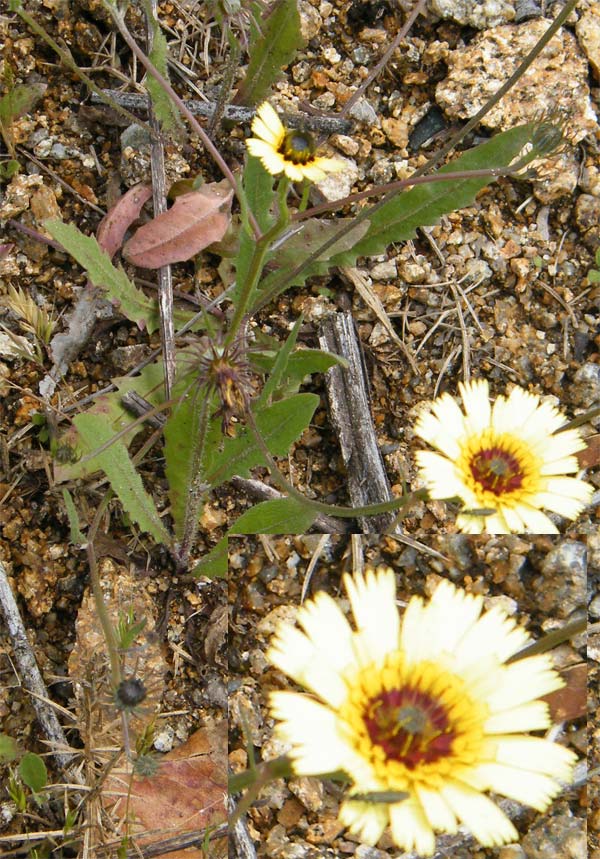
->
(8, 770, 27, 812)
(532, 255, 543, 269)
(116, 607, 147, 651)
(63, 808, 78, 834)
(588, 248, 600, 283)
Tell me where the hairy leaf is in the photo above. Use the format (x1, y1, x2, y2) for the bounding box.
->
(230, 497, 318, 534)
(235, 0, 306, 106)
(0, 82, 46, 125)
(205, 393, 319, 487)
(74, 412, 170, 544)
(45, 220, 160, 332)
(256, 316, 302, 407)
(145, 14, 182, 132)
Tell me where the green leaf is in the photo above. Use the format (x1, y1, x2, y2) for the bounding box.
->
(205, 393, 319, 487)
(0, 733, 18, 763)
(253, 123, 542, 308)
(191, 536, 227, 578)
(243, 152, 275, 233)
(74, 413, 170, 544)
(0, 82, 46, 125)
(252, 347, 346, 391)
(18, 753, 47, 793)
(236, 0, 306, 106)
(145, 20, 182, 132)
(44, 220, 160, 332)
(164, 384, 216, 542)
(230, 497, 318, 534)
(61, 489, 86, 544)
(255, 316, 302, 407)
(0, 159, 19, 181)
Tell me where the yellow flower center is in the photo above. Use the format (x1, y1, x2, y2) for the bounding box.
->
(459, 431, 542, 502)
(279, 129, 316, 165)
(339, 653, 488, 789)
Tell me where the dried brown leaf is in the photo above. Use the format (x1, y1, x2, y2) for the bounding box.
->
(122, 181, 233, 269)
(96, 183, 153, 258)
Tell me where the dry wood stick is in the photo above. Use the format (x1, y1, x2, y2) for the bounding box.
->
(0, 559, 83, 780)
(318, 312, 400, 534)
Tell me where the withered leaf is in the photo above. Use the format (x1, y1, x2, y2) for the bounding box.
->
(122, 180, 233, 268)
(96, 183, 153, 259)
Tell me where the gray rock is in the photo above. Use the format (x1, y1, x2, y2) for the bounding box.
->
(430, 0, 515, 28)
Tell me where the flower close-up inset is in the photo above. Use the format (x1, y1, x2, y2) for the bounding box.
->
(413, 379, 594, 534)
(246, 101, 343, 182)
(267, 568, 576, 856)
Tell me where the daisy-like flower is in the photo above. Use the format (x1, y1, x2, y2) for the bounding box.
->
(246, 101, 343, 182)
(413, 379, 594, 534)
(267, 568, 576, 856)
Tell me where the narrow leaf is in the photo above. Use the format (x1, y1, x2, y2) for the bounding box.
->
(243, 153, 275, 233)
(61, 488, 86, 544)
(44, 220, 160, 332)
(231, 497, 318, 534)
(164, 384, 216, 542)
(145, 22, 182, 132)
(74, 413, 170, 545)
(235, 0, 306, 106)
(256, 316, 302, 407)
(122, 182, 233, 268)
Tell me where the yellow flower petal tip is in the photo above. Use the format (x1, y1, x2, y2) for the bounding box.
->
(267, 570, 577, 856)
(414, 379, 594, 534)
(246, 101, 345, 181)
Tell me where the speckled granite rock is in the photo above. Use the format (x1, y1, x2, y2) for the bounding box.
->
(435, 19, 598, 201)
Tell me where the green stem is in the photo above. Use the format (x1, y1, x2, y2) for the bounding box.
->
(223, 177, 290, 348)
(250, 0, 579, 315)
(243, 406, 425, 519)
(86, 494, 122, 690)
(176, 390, 212, 569)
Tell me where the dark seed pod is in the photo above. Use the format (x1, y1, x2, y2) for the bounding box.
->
(115, 677, 147, 709)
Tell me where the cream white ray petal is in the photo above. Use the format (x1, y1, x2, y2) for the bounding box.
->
(414, 785, 458, 833)
(251, 101, 284, 145)
(421, 580, 484, 656)
(534, 477, 593, 509)
(499, 505, 529, 533)
(510, 503, 557, 534)
(414, 410, 463, 460)
(492, 387, 540, 434)
(269, 692, 367, 776)
(297, 162, 327, 182)
(466, 762, 562, 810)
(493, 735, 576, 779)
(485, 656, 564, 711)
(389, 798, 436, 856)
(483, 700, 551, 733)
(268, 625, 349, 708)
(282, 161, 307, 182)
(440, 782, 518, 846)
(343, 567, 399, 662)
(455, 512, 487, 533)
(295, 591, 355, 667)
(459, 379, 491, 433)
(339, 801, 389, 846)
(452, 607, 530, 670)
(414, 452, 475, 500)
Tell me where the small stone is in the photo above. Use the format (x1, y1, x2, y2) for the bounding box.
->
(430, 0, 515, 28)
(298, 0, 321, 39)
(570, 362, 600, 407)
(315, 156, 359, 201)
(288, 776, 324, 812)
(576, 3, 600, 79)
(153, 725, 175, 752)
(370, 259, 397, 280)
